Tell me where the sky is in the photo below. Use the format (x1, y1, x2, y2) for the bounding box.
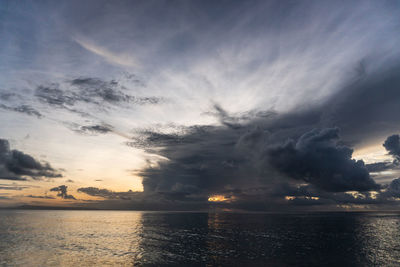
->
(1, 0, 400, 211)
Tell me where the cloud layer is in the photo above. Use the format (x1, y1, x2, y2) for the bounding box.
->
(0, 139, 62, 181)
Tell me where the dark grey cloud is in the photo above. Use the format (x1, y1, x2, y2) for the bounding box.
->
(50, 185, 76, 200)
(268, 128, 379, 192)
(35, 84, 75, 107)
(131, 124, 381, 209)
(0, 104, 42, 118)
(35, 77, 163, 111)
(78, 186, 211, 210)
(0, 184, 36, 190)
(364, 134, 400, 174)
(75, 124, 113, 135)
(384, 178, 400, 198)
(366, 161, 397, 173)
(205, 104, 276, 130)
(78, 187, 140, 200)
(0, 139, 62, 180)
(321, 65, 400, 144)
(383, 135, 400, 160)
(0, 92, 19, 101)
(61, 121, 118, 136)
(0, 186, 22, 190)
(26, 194, 56, 199)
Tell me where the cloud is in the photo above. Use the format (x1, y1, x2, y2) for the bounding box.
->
(383, 135, 400, 160)
(26, 195, 56, 199)
(69, 77, 163, 105)
(0, 104, 42, 118)
(77, 186, 210, 210)
(364, 134, 400, 174)
(385, 178, 400, 198)
(73, 36, 137, 67)
(321, 65, 400, 143)
(78, 187, 140, 200)
(366, 161, 397, 173)
(0, 184, 37, 190)
(122, 61, 400, 210)
(0, 139, 62, 180)
(268, 128, 379, 192)
(34, 77, 164, 120)
(50, 185, 76, 200)
(128, 97, 388, 209)
(35, 84, 75, 107)
(73, 124, 114, 135)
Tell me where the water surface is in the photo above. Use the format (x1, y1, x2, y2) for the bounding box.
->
(1, 210, 400, 266)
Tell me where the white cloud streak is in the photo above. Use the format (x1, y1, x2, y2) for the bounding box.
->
(73, 36, 138, 68)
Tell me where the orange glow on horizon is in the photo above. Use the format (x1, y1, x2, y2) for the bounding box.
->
(285, 196, 320, 201)
(208, 195, 235, 202)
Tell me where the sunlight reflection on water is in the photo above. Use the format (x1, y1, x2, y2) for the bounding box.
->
(1, 210, 400, 266)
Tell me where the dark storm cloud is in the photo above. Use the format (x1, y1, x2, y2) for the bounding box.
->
(132, 123, 247, 196)
(132, 125, 379, 207)
(50, 185, 76, 200)
(383, 178, 400, 198)
(0, 139, 62, 180)
(268, 128, 379, 192)
(131, 102, 351, 194)
(383, 135, 400, 160)
(133, 127, 379, 209)
(0, 104, 42, 118)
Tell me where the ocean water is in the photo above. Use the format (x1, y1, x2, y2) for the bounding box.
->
(1, 210, 400, 266)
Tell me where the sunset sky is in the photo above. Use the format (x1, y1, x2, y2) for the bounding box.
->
(1, 0, 400, 210)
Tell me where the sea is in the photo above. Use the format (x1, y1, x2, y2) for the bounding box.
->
(1, 210, 400, 266)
